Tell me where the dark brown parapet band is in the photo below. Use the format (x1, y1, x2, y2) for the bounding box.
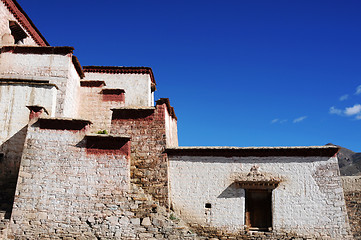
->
(165, 146, 340, 157)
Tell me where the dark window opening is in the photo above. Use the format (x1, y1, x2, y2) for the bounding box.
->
(0, 153, 4, 162)
(205, 203, 212, 208)
(9, 21, 27, 44)
(245, 189, 272, 231)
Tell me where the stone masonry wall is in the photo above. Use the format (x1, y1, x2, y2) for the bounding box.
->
(78, 84, 125, 132)
(8, 120, 131, 238)
(342, 176, 361, 240)
(168, 155, 352, 239)
(0, 84, 57, 220)
(111, 102, 175, 208)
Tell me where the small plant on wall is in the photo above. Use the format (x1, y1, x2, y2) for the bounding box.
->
(169, 213, 178, 221)
(97, 130, 108, 134)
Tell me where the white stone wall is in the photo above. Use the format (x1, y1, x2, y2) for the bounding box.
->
(0, 1, 38, 46)
(164, 107, 178, 148)
(10, 125, 130, 237)
(0, 52, 69, 80)
(63, 62, 80, 118)
(168, 155, 351, 239)
(0, 52, 80, 117)
(84, 72, 153, 107)
(0, 83, 57, 145)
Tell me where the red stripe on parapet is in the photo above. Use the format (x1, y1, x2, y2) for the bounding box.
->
(1, 46, 74, 54)
(83, 66, 156, 85)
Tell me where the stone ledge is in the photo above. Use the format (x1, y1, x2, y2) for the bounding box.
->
(80, 81, 106, 87)
(0, 80, 58, 89)
(26, 105, 49, 115)
(85, 134, 130, 151)
(39, 117, 92, 130)
(111, 107, 155, 120)
(100, 89, 125, 95)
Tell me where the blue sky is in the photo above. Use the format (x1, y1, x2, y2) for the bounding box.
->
(19, 0, 361, 151)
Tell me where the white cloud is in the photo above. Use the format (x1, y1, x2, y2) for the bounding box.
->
(329, 106, 343, 115)
(271, 119, 287, 124)
(344, 104, 361, 116)
(356, 85, 361, 95)
(339, 94, 349, 101)
(330, 104, 361, 120)
(293, 116, 307, 123)
(271, 119, 279, 124)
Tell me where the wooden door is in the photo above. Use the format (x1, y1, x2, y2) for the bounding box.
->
(245, 189, 272, 231)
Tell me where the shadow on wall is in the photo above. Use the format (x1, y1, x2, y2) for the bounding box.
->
(218, 182, 244, 198)
(0, 126, 28, 219)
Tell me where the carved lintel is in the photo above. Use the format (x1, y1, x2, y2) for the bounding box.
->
(232, 166, 282, 189)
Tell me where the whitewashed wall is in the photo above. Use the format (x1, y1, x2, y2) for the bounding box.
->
(168, 154, 351, 239)
(0, 83, 57, 145)
(164, 107, 178, 148)
(63, 61, 80, 118)
(84, 72, 153, 107)
(0, 52, 81, 118)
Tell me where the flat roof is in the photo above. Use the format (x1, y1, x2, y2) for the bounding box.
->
(165, 146, 340, 157)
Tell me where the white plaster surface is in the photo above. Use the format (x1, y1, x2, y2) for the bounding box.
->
(0, 52, 69, 80)
(63, 62, 80, 118)
(0, 84, 57, 144)
(0, 52, 81, 117)
(84, 72, 153, 107)
(164, 106, 178, 148)
(168, 155, 352, 239)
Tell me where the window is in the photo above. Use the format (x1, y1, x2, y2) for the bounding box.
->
(9, 21, 27, 44)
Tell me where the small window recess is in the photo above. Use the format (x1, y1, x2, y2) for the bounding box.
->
(204, 202, 212, 224)
(9, 21, 27, 44)
(0, 153, 4, 162)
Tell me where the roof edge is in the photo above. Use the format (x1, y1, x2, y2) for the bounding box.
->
(2, 0, 49, 46)
(83, 66, 156, 84)
(165, 146, 340, 157)
(156, 98, 177, 120)
(1, 46, 74, 55)
(72, 56, 84, 79)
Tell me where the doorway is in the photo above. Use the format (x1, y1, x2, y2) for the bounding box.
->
(245, 189, 272, 231)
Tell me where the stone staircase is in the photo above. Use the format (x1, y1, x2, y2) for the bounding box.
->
(124, 184, 198, 239)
